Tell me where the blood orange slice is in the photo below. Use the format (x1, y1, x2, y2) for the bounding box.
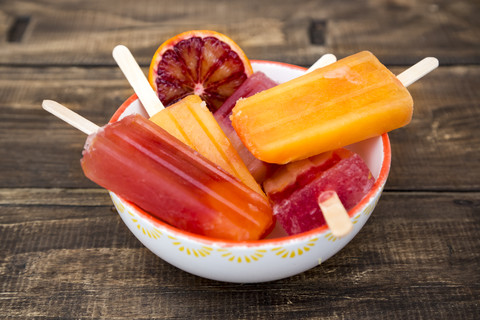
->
(148, 30, 253, 112)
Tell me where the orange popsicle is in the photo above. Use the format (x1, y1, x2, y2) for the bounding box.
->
(232, 51, 423, 164)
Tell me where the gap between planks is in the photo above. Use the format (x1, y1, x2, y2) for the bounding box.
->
(1, 188, 479, 206)
(0, 188, 112, 206)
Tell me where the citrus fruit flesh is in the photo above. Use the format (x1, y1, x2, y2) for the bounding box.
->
(149, 31, 253, 112)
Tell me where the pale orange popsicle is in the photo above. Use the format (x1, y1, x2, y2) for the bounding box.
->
(231, 51, 414, 164)
(150, 95, 264, 196)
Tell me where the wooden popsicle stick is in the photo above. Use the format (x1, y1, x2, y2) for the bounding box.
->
(305, 53, 337, 73)
(42, 100, 99, 135)
(318, 190, 354, 238)
(396, 57, 439, 87)
(113, 45, 165, 117)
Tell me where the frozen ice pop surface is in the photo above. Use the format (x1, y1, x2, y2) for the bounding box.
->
(214, 72, 278, 183)
(263, 148, 375, 235)
(149, 94, 264, 196)
(81, 114, 273, 241)
(231, 51, 413, 164)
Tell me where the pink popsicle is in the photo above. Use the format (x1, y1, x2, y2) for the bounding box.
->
(263, 149, 375, 235)
(214, 72, 278, 182)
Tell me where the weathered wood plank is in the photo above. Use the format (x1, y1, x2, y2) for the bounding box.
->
(1, 0, 478, 319)
(0, 0, 478, 66)
(388, 65, 480, 191)
(1, 192, 478, 319)
(1, 65, 478, 190)
(0, 188, 111, 207)
(0, 66, 131, 188)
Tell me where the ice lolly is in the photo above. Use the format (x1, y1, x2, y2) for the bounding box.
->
(113, 45, 264, 196)
(232, 51, 438, 164)
(42, 100, 273, 241)
(149, 94, 264, 195)
(263, 148, 375, 236)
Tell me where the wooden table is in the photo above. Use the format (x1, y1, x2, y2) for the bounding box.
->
(1, 0, 479, 318)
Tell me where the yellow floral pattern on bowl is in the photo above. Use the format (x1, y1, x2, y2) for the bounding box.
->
(271, 238, 318, 258)
(217, 248, 267, 263)
(170, 235, 214, 257)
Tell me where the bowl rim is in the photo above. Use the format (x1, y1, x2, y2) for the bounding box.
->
(109, 59, 391, 248)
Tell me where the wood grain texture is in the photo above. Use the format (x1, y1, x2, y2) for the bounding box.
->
(388, 65, 480, 191)
(0, 0, 478, 66)
(0, 66, 131, 188)
(1, 192, 479, 319)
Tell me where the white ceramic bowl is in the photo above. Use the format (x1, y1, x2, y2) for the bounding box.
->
(108, 60, 391, 283)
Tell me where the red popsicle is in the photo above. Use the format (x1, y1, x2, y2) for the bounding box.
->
(43, 100, 274, 241)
